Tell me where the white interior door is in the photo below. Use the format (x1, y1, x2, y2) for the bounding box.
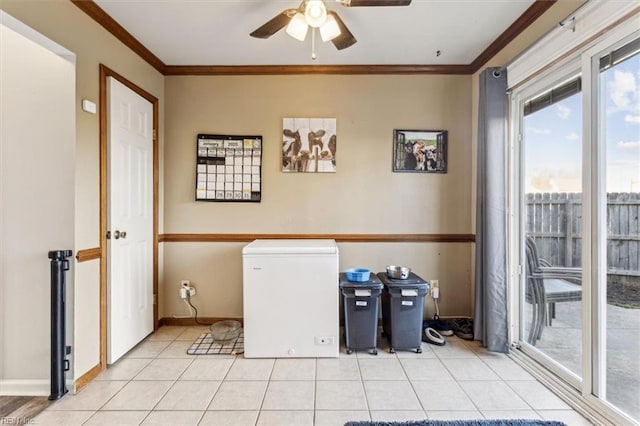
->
(107, 76, 153, 364)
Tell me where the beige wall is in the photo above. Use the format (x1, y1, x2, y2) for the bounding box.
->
(1, 20, 75, 389)
(161, 2, 585, 323)
(163, 242, 473, 320)
(0, 0, 165, 385)
(163, 74, 473, 319)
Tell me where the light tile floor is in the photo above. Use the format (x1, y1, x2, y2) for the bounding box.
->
(34, 326, 593, 425)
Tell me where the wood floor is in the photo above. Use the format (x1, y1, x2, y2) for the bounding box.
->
(0, 396, 50, 423)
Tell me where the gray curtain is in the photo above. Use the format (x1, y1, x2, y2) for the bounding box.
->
(474, 67, 509, 353)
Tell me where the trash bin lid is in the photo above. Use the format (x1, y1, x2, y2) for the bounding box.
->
(339, 273, 383, 289)
(376, 272, 429, 288)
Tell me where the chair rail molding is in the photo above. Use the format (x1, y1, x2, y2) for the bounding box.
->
(159, 233, 475, 243)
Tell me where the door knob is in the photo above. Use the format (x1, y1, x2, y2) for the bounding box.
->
(112, 230, 127, 239)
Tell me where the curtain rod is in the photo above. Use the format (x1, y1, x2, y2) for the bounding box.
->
(503, 1, 589, 70)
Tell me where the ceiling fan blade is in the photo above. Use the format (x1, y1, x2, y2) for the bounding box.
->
(250, 9, 297, 39)
(344, 0, 411, 6)
(329, 11, 357, 50)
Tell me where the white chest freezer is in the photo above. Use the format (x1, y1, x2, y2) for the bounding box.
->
(242, 239, 339, 358)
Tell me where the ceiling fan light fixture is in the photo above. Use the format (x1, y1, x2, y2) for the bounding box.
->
(285, 12, 309, 41)
(319, 14, 341, 42)
(304, 0, 327, 28)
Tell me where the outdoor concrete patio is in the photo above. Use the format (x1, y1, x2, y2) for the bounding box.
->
(525, 300, 640, 421)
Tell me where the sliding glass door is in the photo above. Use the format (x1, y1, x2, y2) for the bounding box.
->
(520, 74, 584, 381)
(598, 38, 640, 420)
(511, 26, 640, 423)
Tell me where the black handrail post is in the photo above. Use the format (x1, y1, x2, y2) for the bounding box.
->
(48, 249, 72, 401)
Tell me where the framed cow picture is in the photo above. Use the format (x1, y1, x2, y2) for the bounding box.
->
(392, 129, 447, 173)
(282, 118, 336, 173)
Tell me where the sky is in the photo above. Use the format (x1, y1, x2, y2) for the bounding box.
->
(524, 53, 640, 193)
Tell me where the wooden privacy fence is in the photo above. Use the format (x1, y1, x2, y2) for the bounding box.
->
(526, 192, 640, 276)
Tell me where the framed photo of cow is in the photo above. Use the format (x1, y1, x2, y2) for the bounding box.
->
(282, 118, 337, 173)
(392, 129, 447, 173)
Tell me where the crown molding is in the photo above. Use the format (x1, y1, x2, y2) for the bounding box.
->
(469, 0, 557, 74)
(70, 0, 166, 74)
(163, 64, 473, 76)
(72, 0, 556, 75)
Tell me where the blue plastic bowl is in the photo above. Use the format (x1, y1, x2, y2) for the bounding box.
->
(345, 268, 371, 282)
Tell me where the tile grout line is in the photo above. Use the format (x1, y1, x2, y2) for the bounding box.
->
(398, 349, 428, 419)
(254, 358, 276, 425)
(202, 349, 237, 418)
(166, 333, 213, 426)
(81, 350, 158, 423)
(80, 332, 176, 425)
(429, 339, 485, 419)
(354, 347, 373, 419)
(137, 333, 188, 425)
(120, 330, 197, 423)
(165, 326, 228, 425)
(312, 358, 317, 425)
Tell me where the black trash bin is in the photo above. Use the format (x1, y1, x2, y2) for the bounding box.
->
(339, 273, 383, 355)
(377, 271, 429, 353)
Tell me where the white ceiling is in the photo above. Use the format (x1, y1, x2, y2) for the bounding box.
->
(94, 0, 537, 66)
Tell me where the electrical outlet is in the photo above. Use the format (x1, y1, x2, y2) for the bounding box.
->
(431, 280, 440, 299)
(181, 280, 190, 288)
(179, 286, 196, 299)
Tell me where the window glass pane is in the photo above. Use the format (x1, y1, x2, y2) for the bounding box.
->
(600, 41, 640, 420)
(522, 79, 583, 378)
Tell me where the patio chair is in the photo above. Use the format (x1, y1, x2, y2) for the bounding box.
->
(525, 235, 582, 345)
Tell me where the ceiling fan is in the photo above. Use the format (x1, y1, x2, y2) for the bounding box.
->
(250, 0, 412, 57)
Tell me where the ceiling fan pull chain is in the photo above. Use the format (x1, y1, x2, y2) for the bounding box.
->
(311, 27, 317, 60)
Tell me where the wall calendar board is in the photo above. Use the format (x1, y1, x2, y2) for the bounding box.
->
(195, 134, 262, 202)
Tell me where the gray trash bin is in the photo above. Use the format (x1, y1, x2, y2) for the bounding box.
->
(339, 273, 383, 355)
(377, 272, 429, 353)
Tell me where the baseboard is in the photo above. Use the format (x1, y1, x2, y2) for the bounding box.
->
(160, 317, 244, 326)
(0, 379, 76, 397)
(74, 363, 103, 393)
(0, 380, 49, 396)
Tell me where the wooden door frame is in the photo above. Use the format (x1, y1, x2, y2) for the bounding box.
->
(99, 64, 159, 368)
